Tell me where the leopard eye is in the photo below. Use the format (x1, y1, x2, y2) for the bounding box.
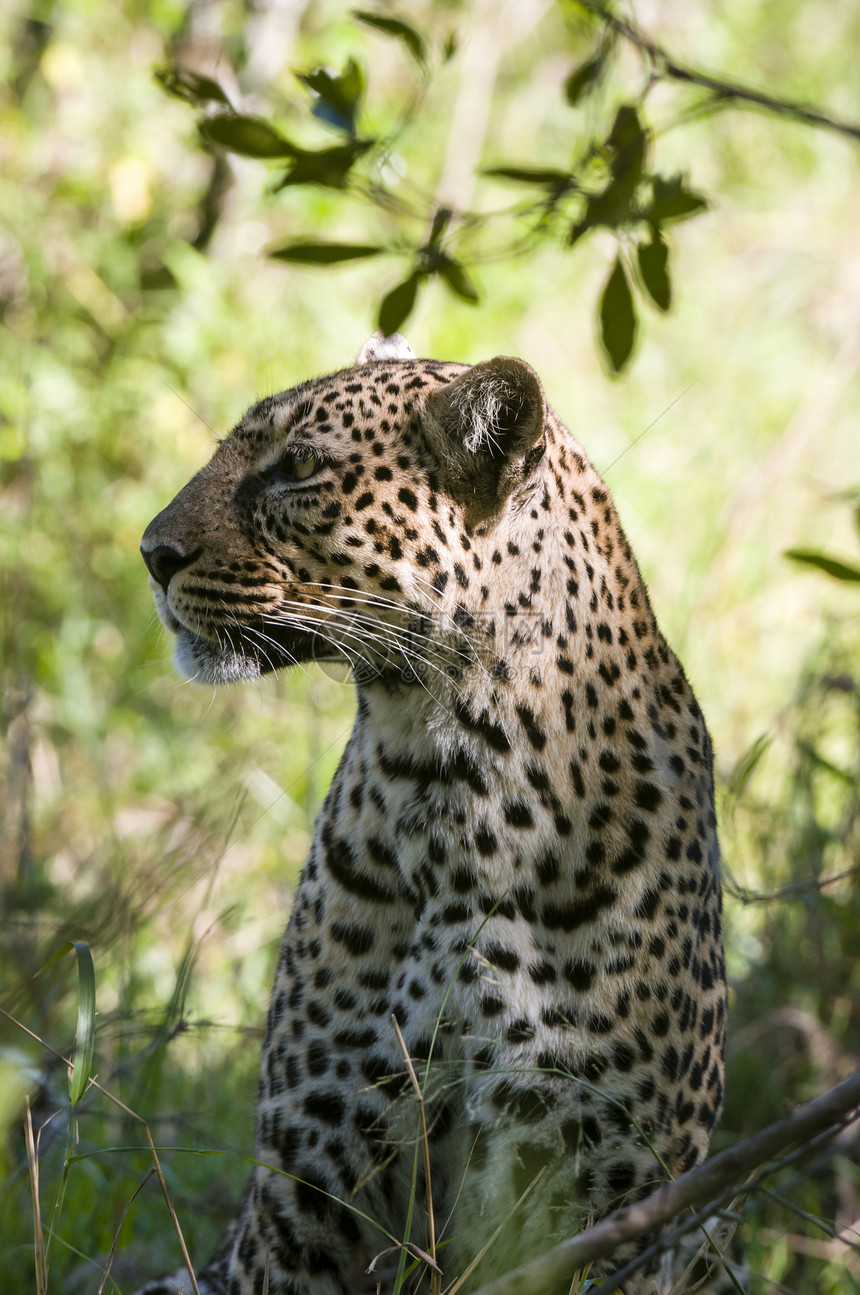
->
(291, 454, 317, 480)
(260, 450, 321, 485)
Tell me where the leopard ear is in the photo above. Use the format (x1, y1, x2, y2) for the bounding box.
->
(422, 356, 546, 510)
(356, 331, 416, 364)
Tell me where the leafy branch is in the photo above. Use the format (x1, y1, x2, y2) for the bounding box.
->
(154, 4, 860, 375)
(574, 0, 860, 144)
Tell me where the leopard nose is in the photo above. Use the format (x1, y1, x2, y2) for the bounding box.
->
(140, 542, 200, 591)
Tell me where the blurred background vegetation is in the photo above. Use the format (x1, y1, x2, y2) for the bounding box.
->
(1, 0, 859, 1290)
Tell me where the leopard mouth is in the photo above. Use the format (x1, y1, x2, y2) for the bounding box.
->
(171, 618, 338, 684)
(154, 584, 422, 686)
(150, 580, 340, 683)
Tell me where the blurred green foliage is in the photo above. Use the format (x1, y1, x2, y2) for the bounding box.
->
(1, 0, 859, 1291)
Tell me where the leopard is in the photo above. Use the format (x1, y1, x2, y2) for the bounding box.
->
(137, 332, 728, 1295)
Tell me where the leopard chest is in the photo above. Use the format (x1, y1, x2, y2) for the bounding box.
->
(287, 691, 721, 1082)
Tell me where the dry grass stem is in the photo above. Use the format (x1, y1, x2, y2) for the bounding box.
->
(391, 1013, 442, 1295)
(25, 1100, 48, 1295)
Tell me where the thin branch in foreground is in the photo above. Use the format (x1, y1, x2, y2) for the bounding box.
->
(576, 0, 860, 144)
(469, 1068, 860, 1295)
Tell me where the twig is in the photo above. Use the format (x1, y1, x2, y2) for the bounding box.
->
(391, 1014, 442, 1294)
(755, 1225, 860, 1276)
(725, 863, 860, 906)
(469, 1067, 860, 1295)
(576, 0, 860, 144)
(759, 1185, 860, 1254)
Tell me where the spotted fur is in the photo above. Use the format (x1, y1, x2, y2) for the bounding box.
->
(138, 336, 727, 1294)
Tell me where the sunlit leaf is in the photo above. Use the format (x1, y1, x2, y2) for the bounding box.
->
(35, 939, 97, 1105)
(296, 60, 364, 135)
(155, 67, 231, 107)
(275, 141, 374, 189)
(647, 174, 709, 223)
(68, 941, 96, 1106)
(784, 549, 860, 582)
(269, 241, 384, 264)
(726, 733, 772, 799)
(637, 230, 671, 311)
(378, 273, 421, 335)
(200, 114, 298, 158)
(437, 256, 479, 303)
(599, 255, 636, 374)
(353, 11, 427, 64)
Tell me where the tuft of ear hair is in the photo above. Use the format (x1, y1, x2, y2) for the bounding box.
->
(422, 356, 546, 515)
(356, 331, 416, 364)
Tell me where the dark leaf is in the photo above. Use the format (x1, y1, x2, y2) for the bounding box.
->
(428, 207, 453, 247)
(269, 241, 384, 265)
(579, 176, 632, 229)
(569, 175, 638, 243)
(637, 231, 671, 311)
(442, 30, 459, 62)
(378, 273, 421, 335)
(606, 103, 648, 190)
(296, 60, 364, 135)
(140, 261, 179, 291)
(437, 256, 479, 303)
(568, 105, 648, 244)
(568, 217, 590, 246)
(599, 255, 637, 374)
(564, 51, 605, 106)
(647, 174, 709, 223)
(353, 11, 427, 64)
(200, 114, 298, 158)
(784, 549, 860, 582)
(484, 164, 575, 189)
(275, 141, 374, 190)
(155, 67, 231, 107)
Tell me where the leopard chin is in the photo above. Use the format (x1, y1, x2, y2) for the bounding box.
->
(172, 621, 342, 684)
(173, 628, 265, 684)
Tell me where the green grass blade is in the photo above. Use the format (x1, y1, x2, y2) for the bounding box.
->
(67, 941, 96, 1106)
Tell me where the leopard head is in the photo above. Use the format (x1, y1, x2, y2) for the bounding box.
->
(141, 336, 549, 687)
